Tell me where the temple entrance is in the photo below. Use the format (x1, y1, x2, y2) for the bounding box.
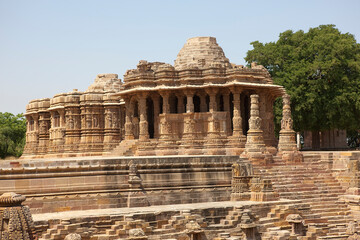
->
(147, 97, 154, 139)
(170, 95, 178, 113)
(193, 95, 200, 112)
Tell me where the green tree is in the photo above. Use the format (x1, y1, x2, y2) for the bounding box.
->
(0, 112, 26, 159)
(245, 25, 360, 135)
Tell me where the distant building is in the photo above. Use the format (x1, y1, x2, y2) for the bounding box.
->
(303, 130, 348, 150)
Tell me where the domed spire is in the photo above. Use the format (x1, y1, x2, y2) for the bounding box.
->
(174, 37, 232, 70)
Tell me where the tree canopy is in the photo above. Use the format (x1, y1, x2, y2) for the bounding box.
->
(245, 25, 360, 132)
(0, 112, 26, 159)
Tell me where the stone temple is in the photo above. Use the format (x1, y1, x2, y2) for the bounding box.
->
(22, 36, 290, 160)
(3, 37, 360, 239)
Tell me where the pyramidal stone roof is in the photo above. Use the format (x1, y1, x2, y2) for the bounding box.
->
(174, 36, 232, 70)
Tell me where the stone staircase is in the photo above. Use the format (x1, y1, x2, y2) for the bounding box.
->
(107, 139, 139, 156)
(259, 154, 354, 239)
(39, 220, 94, 240)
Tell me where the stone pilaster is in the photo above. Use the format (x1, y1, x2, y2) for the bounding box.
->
(64, 91, 81, 154)
(48, 110, 65, 153)
(37, 112, 50, 155)
(277, 94, 303, 163)
(79, 92, 105, 155)
(23, 114, 39, 156)
(241, 94, 272, 165)
(227, 88, 246, 155)
(103, 94, 121, 151)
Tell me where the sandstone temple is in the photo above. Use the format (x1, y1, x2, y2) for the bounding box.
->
(22, 36, 291, 160)
(2, 37, 360, 239)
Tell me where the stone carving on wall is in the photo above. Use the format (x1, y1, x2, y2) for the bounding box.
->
(232, 162, 254, 177)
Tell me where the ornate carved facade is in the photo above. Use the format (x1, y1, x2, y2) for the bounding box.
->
(22, 37, 294, 159)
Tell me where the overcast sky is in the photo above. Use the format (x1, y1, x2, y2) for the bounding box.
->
(1, 0, 359, 115)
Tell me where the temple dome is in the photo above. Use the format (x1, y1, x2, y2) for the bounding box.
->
(174, 37, 232, 70)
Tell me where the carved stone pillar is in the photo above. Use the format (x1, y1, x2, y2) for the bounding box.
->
(79, 93, 105, 154)
(200, 93, 207, 112)
(242, 94, 272, 165)
(38, 112, 50, 154)
(59, 110, 65, 128)
(124, 97, 134, 140)
(139, 94, 149, 141)
(159, 92, 171, 141)
(278, 94, 303, 163)
(278, 94, 297, 151)
(161, 92, 170, 114)
(208, 90, 217, 113)
(232, 89, 243, 137)
(185, 91, 194, 113)
(23, 114, 39, 156)
(158, 92, 177, 155)
(176, 94, 185, 113)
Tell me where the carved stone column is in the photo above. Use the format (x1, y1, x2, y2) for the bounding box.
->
(38, 112, 50, 154)
(161, 92, 170, 114)
(124, 97, 134, 140)
(208, 90, 217, 113)
(277, 94, 303, 163)
(159, 92, 172, 141)
(242, 94, 272, 165)
(139, 94, 149, 141)
(176, 93, 185, 113)
(200, 93, 207, 112)
(158, 92, 177, 155)
(232, 89, 243, 137)
(185, 90, 194, 113)
(204, 88, 225, 154)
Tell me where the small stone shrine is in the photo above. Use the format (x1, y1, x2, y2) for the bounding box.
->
(0, 192, 34, 240)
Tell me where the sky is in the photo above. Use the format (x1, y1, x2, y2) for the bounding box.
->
(0, 0, 359, 115)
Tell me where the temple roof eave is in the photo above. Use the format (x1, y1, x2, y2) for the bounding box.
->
(112, 82, 285, 98)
